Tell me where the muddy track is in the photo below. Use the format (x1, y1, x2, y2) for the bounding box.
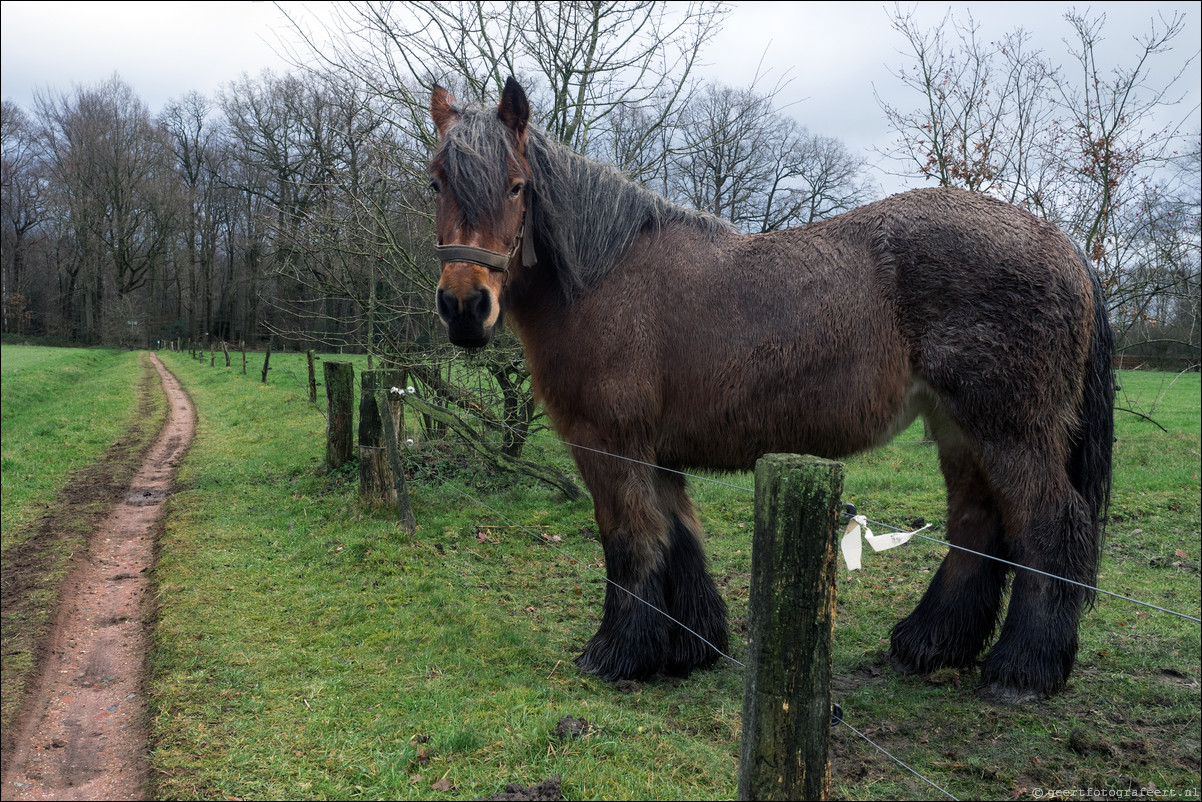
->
(2, 354, 196, 801)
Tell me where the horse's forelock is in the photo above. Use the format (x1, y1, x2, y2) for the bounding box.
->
(435, 107, 521, 229)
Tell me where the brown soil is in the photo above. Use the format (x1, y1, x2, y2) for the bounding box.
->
(1, 354, 196, 801)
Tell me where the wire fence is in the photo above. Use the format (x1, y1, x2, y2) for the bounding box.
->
(171, 350, 1200, 799)
(403, 438, 965, 800)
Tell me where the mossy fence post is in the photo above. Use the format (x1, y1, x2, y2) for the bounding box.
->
(358, 369, 416, 531)
(738, 454, 843, 802)
(324, 361, 354, 470)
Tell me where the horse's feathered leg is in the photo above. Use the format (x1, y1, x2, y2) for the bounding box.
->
(571, 450, 672, 681)
(890, 432, 1007, 674)
(657, 473, 728, 675)
(976, 463, 1096, 703)
(570, 450, 727, 681)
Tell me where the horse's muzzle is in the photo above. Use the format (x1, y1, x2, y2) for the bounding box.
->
(437, 287, 495, 349)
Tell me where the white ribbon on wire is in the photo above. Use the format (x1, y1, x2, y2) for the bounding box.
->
(841, 515, 929, 570)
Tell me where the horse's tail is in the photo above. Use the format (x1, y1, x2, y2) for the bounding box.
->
(1067, 248, 1115, 599)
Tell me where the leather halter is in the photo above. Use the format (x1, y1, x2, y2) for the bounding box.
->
(435, 200, 536, 273)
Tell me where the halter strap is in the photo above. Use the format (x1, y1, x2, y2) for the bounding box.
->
(435, 201, 537, 273)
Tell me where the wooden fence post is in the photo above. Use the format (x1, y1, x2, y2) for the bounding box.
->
(261, 342, 272, 383)
(241, 340, 247, 375)
(307, 350, 317, 403)
(358, 369, 410, 511)
(324, 361, 355, 470)
(738, 454, 844, 802)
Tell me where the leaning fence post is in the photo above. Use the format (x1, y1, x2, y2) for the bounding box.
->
(374, 388, 417, 531)
(261, 342, 272, 383)
(739, 454, 844, 802)
(324, 361, 355, 470)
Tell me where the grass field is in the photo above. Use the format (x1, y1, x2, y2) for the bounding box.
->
(4, 345, 1198, 799)
(1, 346, 153, 546)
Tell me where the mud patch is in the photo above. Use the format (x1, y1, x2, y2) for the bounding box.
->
(475, 776, 564, 801)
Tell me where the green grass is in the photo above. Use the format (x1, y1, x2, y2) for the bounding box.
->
(96, 352, 1202, 798)
(1, 345, 150, 546)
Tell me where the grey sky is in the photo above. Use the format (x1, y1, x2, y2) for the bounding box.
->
(2, 1, 1198, 193)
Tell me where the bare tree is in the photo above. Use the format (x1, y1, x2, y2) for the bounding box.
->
(34, 75, 177, 343)
(671, 80, 872, 232)
(278, 1, 727, 152)
(161, 91, 230, 340)
(877, 8, 1060, 203)
(1, 99, 45, 333)
(879, 7, 1200, 363)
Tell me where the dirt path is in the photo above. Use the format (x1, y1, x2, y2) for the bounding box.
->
(2, 354, 196, 802)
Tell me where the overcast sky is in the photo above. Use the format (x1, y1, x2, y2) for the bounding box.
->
(2, 1, 1198, 193)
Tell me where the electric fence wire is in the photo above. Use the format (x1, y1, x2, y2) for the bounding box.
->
(850, 513, 1202, 624)
(833, 713, 960, 801)
(400, 388, 1202, 625)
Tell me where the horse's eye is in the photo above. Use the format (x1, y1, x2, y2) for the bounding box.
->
(508, 182, 524, 199)
(429, 180, 440, 195)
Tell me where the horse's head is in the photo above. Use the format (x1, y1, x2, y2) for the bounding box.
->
(429, 77, 534, 348)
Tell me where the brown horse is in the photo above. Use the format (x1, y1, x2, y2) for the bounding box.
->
(428, 78, 1114, 703)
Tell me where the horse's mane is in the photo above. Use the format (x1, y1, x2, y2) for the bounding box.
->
(434, 105, 731, 300)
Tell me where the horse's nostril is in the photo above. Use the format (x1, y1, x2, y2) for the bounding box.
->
(438, 287, 491, 326)
(436, 287, 455, 321)
(468, 289, 491, 320)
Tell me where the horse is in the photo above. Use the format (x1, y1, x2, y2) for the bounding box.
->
(427, 77, 1114, 703)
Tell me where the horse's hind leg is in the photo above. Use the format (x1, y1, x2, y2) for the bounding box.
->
(977, 459, 1095, 703)
(890, 433, 1008, 675)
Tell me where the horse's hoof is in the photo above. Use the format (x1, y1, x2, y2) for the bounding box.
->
(574, 641, 659, 683)
(888, 618, 946, 676)
(978, 652, 1067, 704)
(976, 680, 1044, 705)
(888, 648, 924, 676)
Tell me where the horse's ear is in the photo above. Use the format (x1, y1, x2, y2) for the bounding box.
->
(431, 85, 459, 136)
(497, 76, 529, 144)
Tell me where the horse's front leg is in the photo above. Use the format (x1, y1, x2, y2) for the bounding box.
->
(657, 472, 728, 675)
(573, 452, 671, 681)
(571, 451, 728, 681)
